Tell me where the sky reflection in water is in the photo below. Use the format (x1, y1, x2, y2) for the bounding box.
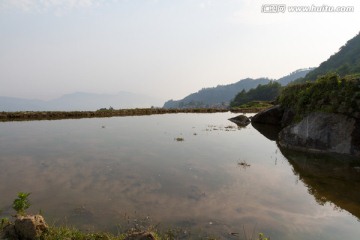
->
(0, 113, 359, 239)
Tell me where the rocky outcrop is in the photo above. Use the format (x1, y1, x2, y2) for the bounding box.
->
(280, 108, 295, 128)
(2, 215, 48, 240)
(278, 112, 360, 156)
(228, 115, 250, 126)
(251, 105, 284, 125)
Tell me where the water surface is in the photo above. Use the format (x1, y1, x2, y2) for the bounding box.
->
(0, 112, 359, 239)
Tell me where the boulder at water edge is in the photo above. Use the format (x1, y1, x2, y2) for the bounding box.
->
(2, 215, 48, 240)
(278, 112, 360, 156)
(251, 105, 284, 125)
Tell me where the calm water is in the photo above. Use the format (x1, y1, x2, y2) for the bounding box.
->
(0, 112, 359, 239)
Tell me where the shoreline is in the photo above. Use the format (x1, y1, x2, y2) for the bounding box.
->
(0, 108, 227, 122)
(0, 107, 265, 122)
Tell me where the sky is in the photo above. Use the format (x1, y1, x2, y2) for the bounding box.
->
(0, 0, 359, 101)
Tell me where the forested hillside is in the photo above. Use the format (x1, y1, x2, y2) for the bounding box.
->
(163, 69, 311, 109)
(230, 81, 281, 107)
(305, 32, 360, 81)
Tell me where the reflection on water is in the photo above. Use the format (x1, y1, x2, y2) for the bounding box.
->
(251, 122, 281, 141)
(279, 147, 360, 219)
(0, 113, 359, 239)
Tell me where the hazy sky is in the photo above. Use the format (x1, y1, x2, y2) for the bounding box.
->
(0, 0, 359, 101)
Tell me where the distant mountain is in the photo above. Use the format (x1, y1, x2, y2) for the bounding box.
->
(164, 78, 270, 109)
(277, 68, 314, 86)
(0, 92, 164, 112)
(0, 97, 45, 111)
(304, 32, 360, 81)
(163, 68, 312, 109)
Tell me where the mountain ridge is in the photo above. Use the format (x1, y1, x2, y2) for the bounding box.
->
(304, 32, 360, 81)
(163, 68, 313, 109)
(0, 91, 164, 112)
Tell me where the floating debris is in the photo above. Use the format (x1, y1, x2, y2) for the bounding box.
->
(175, 137, 184, 142)
(237, 160, 251, 168)
(204, 124, 238, 132)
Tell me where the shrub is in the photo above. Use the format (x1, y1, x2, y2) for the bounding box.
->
(12, 192, 31, 215)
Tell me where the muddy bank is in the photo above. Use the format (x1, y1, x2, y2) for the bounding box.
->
(0, 108, 228, 122)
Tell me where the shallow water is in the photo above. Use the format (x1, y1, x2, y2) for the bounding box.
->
(0, 112, 359, 239)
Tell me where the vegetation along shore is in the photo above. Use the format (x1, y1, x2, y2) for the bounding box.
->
(0, 108, 230, 122)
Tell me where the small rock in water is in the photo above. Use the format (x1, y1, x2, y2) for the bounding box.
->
(228, 115, 250, 127)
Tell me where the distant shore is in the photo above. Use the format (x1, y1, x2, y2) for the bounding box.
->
(0, 108, 230, 122)
(0, 107, 271, 122)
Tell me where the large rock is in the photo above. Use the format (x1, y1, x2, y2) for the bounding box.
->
(278, 112, 360, 156)
(251, 105, 284, 125)
(281, 108, 295, 127)
(2, 215, 48, 240)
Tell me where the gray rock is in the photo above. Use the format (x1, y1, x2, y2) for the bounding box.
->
(279, 112, 360, 156)
(2, 215, 48, 240)
(228, 115, 250, 126)
(281, 108, 295, 127)
(251, 105, 284, 125)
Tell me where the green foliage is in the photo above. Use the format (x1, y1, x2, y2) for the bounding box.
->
(278, 73, 360, 120)
(305, 32, 360, 81)
(164, 78, 271, 108)
(12, 192, 31, 215)
(231, 81, 281, 107)
(236, 101, 273, 109)
(40, 226, 126, 240)
(0, 217, 9, 229)
(258, 232, 270, 240)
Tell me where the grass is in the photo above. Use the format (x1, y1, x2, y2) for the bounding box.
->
(1, 219, 271, 240)
(1, 221, 163, 240)
(41, 226, 126, 240)
(238, 101, 273, 109)
(38, 225, 165, 240)
(230, 101, 274, 113)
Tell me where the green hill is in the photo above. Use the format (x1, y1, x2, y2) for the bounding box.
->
(235, 32, 360, 110)
(230, 81, 281, 107)
(163, 69, 311, 109)
(305, 32, 360, 81)
(279, 73, 360, 120)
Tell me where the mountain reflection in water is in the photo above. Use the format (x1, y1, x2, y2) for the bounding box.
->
(0, 113, 359, 240)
